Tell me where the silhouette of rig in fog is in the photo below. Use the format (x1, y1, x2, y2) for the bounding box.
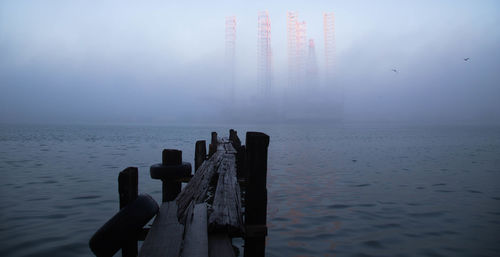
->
(224, 11, 342, 122)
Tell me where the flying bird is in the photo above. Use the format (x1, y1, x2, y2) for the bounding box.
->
(392, 69, 398, 73)
(464, 58, 470, 61)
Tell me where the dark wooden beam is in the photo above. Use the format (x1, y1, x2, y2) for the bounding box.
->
(244, 132, 270, 257)
(195, 140, 207, 172)
(118, 167, 138, 257)
(208, 132, 218, 157)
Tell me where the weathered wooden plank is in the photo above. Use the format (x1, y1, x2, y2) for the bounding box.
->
(208, 233, 235, 257)
(208, 154, 244, 236)
(217, 141, 226, 152)
(182, 203, 208, 257)
(176, 151, 224, 222)
(217, 138, 237, 154)
(223, 142, 237, 154)
(139, 202, 183, 257)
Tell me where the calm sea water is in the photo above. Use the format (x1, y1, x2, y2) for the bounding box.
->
(0, 124, 499, 257)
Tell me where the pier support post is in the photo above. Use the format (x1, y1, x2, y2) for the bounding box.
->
(236, 145, 246, 179)
(194, 140, 207, 172)
(162, 149, 182, 201)
(150, 149, 192, 202)
(229, 129, 241, 149)
(244, 132, 270, 257)
(162, 150, 181, 202)
(209, 132, 218, 157)
(118, 167, 138, 257)
(229, 129, 245, 178)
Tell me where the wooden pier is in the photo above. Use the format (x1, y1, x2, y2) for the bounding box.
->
(89, 130, 269, 257)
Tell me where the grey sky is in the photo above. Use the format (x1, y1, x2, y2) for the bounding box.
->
(1, 0, 499, 124)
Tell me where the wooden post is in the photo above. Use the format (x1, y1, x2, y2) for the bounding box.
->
(209, 132, 218, 157)
(162, 149, 182, 202)
(195, 140, 207, 172)
(236, 145, 246, 179)
(229, 129, 245, 178)
(150, 149, 191, 203)
(244, 132, 269, 257)
(118, 167, 138, 257)
(229, 129, 241, 149)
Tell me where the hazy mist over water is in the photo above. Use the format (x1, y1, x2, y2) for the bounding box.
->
(1, 0, 500, 125)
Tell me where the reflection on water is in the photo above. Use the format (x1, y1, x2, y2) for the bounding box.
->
(265, 125, 500, 257)
(1, 124, 500, 257)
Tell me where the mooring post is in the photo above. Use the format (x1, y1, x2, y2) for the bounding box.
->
(209, 132, 218, 157)
(194, 140, 207, 172)
(229, 129, 245, 179)
(236, 145, 246, 179)
(229, 129, 241, 149)
(150, 149, 192, 202)
(244, 132, 270, 257)
(162, 149, 182, 202)
(119, 167, 138, 209)
(118, 167, 138, 257)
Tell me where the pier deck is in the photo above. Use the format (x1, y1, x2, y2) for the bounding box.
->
(140, 137, 243, 257)
(89, 130, 269, 257)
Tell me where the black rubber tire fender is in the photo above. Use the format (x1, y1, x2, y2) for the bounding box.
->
(89, 194, 159, 257)
(150, 162, 192, 180)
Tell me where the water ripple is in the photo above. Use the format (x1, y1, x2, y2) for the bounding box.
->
(372, 223, 401, 229)
(408, 211, 445, 218)
(363, 240, 384, 249)
(71, 195, 101, 200)
(2, 124, 500, 257)
(435, 189, 454, 193)
(328, 204, 351, 209)
(351, 183, 371, 187)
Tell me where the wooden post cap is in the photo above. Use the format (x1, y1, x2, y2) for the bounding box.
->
(246, 132, 270, 148)
(162, 149, 182, 165)
(196, 140, 206, 148)
(211, 132, 217, 143)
